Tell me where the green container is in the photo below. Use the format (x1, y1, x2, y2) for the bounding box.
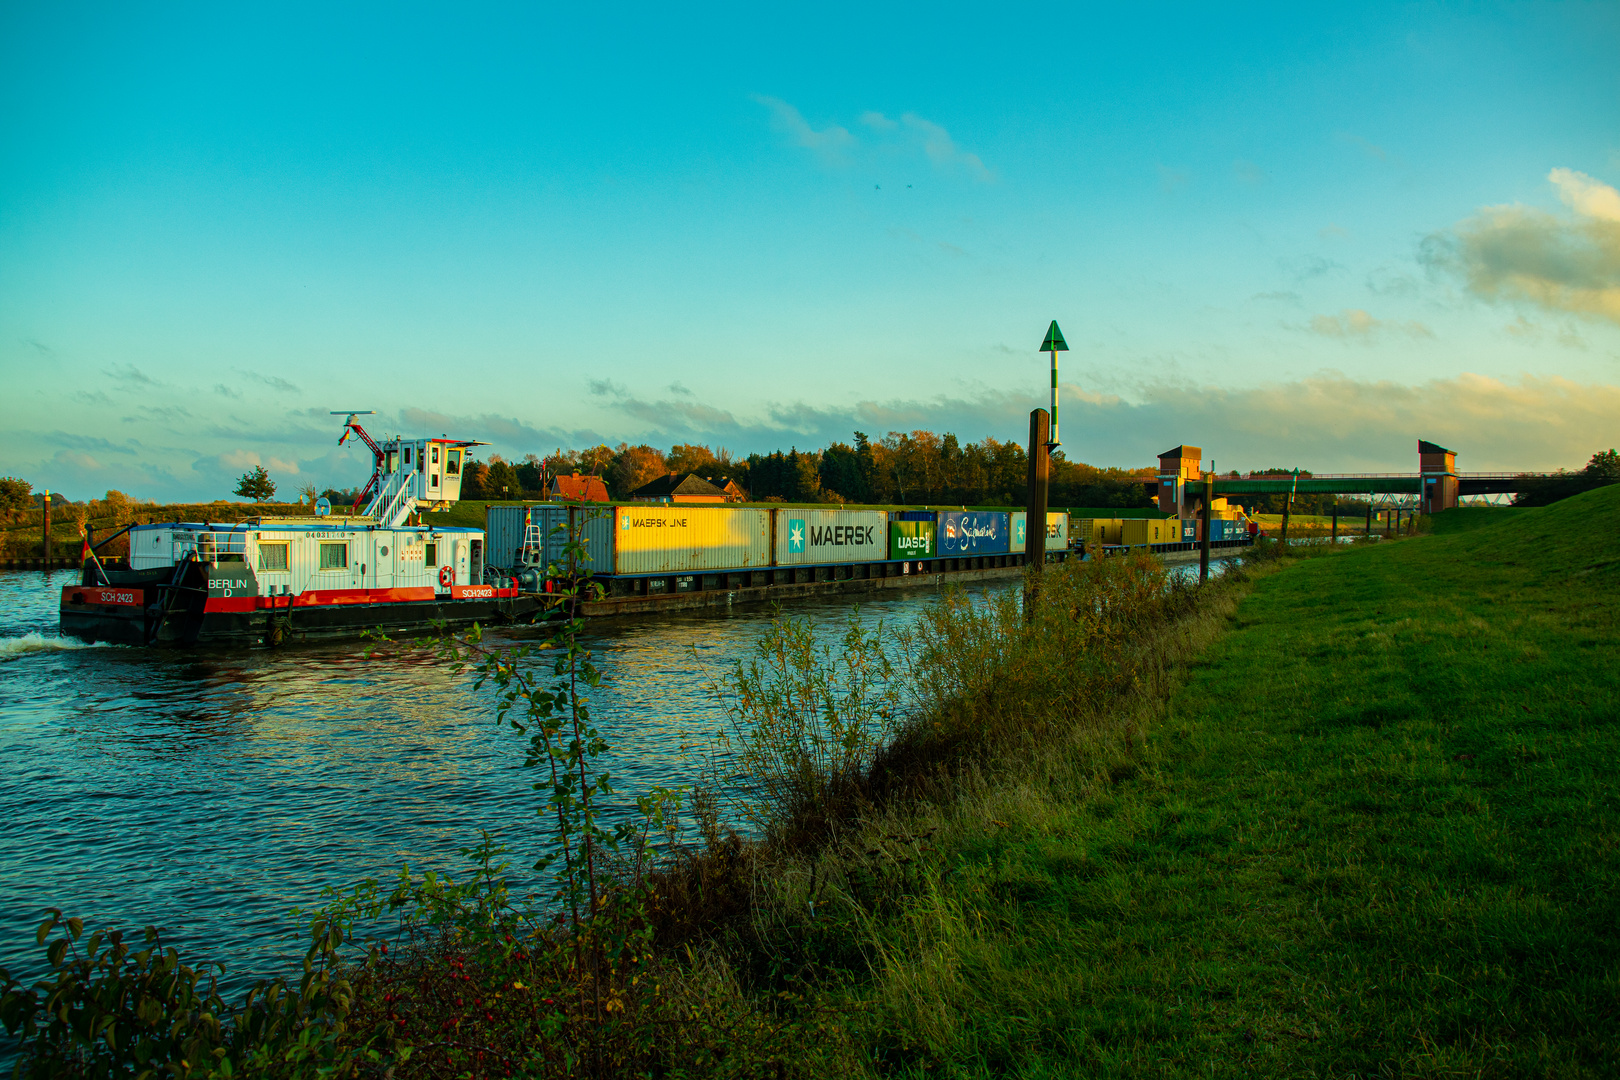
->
(889, 520, 937, 560)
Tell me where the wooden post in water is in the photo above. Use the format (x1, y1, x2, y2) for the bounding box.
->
(1280, 490, 1292, 546)
(41, 491, 51, 570)
(1198, 472, 1212, 584)
(1332, 505, 1339, 542)
(1365, 502, 1372, 537)
(1024, 408, 1050, 622)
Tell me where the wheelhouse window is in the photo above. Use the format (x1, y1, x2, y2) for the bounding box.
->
(432, 446, 440, 465)
(258, 543, 289, 571)
(404, 446, 412, 465)
(446, 450, 460, 475)
(319, 542, 348, 570)
(424, 543, 437, 567)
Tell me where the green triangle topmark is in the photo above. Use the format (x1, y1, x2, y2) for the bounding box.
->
(1041, 320, 1069, 352)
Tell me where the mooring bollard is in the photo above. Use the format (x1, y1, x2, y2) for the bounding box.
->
(1199, 472, 1212, 584)
(1024, 408, 1050, 622)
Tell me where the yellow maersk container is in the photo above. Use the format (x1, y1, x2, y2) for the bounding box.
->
(613, 506, 772, 575)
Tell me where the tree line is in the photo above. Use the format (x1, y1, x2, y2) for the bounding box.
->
(454, 432, 1156, 507)
(17, 445, 1614, 513)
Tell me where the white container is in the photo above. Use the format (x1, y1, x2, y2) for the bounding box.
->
(773, 510, 889, 566)
(1010, 511, 1071, 553)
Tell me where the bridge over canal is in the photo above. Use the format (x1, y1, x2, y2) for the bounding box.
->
(1149, 440, 1553, 517)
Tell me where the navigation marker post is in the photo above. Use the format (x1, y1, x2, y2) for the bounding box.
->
(1041, 320, 1068, 449)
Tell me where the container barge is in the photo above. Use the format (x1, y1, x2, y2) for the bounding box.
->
(60, 415, 541, 646)
(58, 414, 1253, 645)
(483, 503, 1249, 619)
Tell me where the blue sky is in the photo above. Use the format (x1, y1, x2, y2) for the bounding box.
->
(3, 2, 1617, 500)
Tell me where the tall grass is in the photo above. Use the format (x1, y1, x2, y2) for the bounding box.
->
(640, 556, 1224, 1039)
(1, 543, 1247, 1078)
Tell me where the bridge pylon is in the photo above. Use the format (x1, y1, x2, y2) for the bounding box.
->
(1419, 440, 1458, 514)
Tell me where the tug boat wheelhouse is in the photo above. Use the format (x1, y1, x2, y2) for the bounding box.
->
(60, 414, 541, 646)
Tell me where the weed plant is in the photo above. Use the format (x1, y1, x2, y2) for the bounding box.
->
(15, 505, 1542, 1075)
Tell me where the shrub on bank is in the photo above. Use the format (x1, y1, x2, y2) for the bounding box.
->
(1, 546, 1239, 1077)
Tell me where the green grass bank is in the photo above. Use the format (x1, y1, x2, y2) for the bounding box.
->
(828, 486, 1618, 1076)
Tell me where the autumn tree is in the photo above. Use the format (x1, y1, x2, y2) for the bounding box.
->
(484, 456, 522, 500)
(233, 465, 276, 501)
(515, 454, 545, 495)
(102, 490, 133, 521)
(666, 443, 719, 475)
(607, 443, 667, 498)
(0, 477, 33, 515)
(460, 459, 487, 499)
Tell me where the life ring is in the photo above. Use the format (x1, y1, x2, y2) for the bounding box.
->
(438, 565, 453, 589)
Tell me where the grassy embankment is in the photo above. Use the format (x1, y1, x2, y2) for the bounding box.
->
(809, 487, 1616, 1075)
(0, 502, 308, 560)
(1248, 509, 1453, 537)
(6, 493, 1610, 1076)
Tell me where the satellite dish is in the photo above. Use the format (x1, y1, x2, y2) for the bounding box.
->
(315, 497, 332, 517)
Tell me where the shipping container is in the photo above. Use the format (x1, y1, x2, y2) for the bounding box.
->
(1010, 512, 1071, 552)
(1081, 518, 1126, 546)
(775, 510, 889, 566)
(938, 511, 1009, 556)
(486, 505, 615, 573)
(614, 505, 771, 575)
(1120, 518, 1180, 546)
(889, 519, 937, 560)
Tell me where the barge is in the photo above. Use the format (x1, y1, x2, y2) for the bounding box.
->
(60, 414, 543, 646)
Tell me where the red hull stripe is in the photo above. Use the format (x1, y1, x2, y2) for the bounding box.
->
(204, 586, 522, 613)
(60, 586, 141, 607)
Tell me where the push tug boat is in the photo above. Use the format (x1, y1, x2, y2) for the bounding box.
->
(60, 414, 541, 646)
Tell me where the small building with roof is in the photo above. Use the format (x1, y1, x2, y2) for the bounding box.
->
(695, 473, 748, 502)
(628, 473, 731, 504)
(547, 472, 610, 503)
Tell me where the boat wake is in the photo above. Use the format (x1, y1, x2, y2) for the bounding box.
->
(0, 632, 109, 659)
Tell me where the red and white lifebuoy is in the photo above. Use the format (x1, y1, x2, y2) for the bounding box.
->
(438, 565, 453, 589)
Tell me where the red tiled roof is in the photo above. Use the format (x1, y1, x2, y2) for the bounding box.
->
(550, 473, 610, 502)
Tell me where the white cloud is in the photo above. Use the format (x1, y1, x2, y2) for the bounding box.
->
(1550, 167, 1620, 222)
(751, 94, 855, 160)
(586, 372, 1619, 473)
(1233, 159, 1266, 186)
(1336, 132, 1389, 161)
(900, 113, 992, 182)
(752, 97, 994, 182)
(1422, 168, 1620, 324)
(1306, 308, 1434, 340)
(54, 450, 101, 471)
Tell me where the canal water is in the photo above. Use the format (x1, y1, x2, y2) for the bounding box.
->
(0, 569, 1014, 989)
(0, 557, 1235, 990)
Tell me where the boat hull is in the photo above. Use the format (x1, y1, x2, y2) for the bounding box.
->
(61, 585, 547, 647)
